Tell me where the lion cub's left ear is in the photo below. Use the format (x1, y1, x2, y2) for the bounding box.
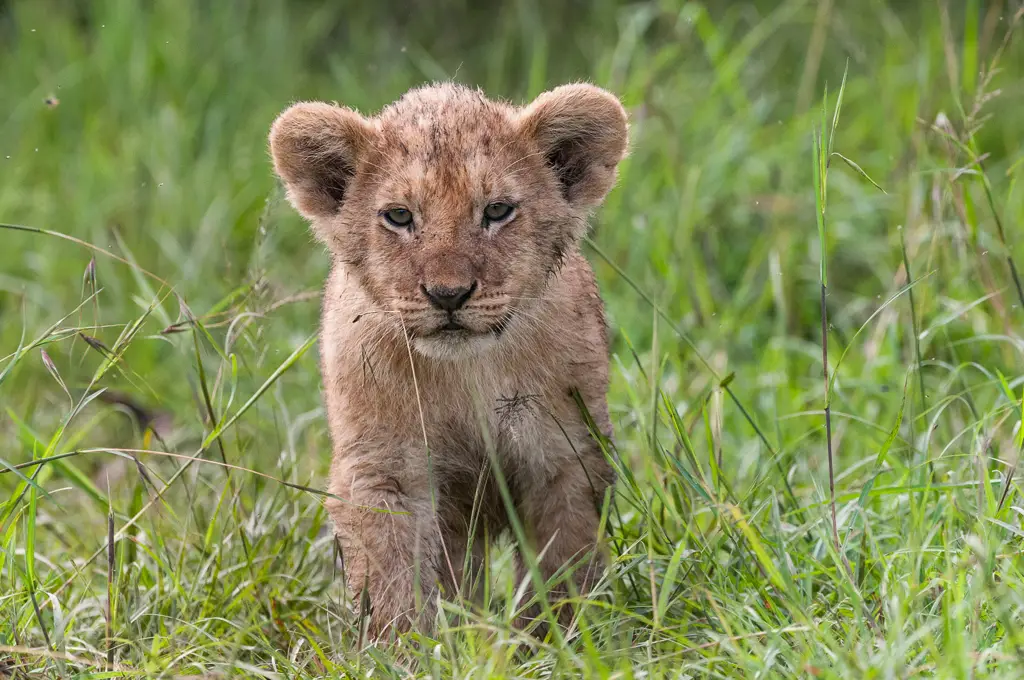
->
(518, 84, 629, 209)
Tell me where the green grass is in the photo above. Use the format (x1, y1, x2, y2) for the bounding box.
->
(3, 0, 1024, 676)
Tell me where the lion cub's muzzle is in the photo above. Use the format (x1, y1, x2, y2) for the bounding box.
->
(420, 280, 481, 336)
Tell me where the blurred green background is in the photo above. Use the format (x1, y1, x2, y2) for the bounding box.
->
(2, 0, 1024, 676)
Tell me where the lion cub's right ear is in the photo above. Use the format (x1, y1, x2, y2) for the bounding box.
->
(268, 102, 375, 222)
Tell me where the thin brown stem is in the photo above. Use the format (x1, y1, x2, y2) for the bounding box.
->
(899, 228, 928, 418)
(106, 507, 114, 669)
(820, 283, 839, 553)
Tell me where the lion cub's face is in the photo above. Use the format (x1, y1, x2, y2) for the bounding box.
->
(270, 83, 627, 359)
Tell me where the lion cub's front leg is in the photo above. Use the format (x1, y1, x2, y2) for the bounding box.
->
(326, 453, 440, 638)
(515, 445, 616, 630)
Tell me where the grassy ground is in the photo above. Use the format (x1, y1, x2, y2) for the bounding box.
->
(3, 0, 1024, 676)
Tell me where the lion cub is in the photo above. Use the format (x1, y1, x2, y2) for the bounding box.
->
(269, 82, 628, 636)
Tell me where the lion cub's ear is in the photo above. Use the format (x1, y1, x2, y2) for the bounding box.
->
(518, 84, 629, 209)
(269, 102, 375, 221)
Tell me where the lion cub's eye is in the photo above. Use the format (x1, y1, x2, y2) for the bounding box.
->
(483, 202, 515, 225)
(382, 207, 414, 228)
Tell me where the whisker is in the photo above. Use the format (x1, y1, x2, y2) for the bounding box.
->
(504, 305, 560, 338)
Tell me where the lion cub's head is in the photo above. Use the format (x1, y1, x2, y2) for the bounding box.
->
(269, 83, 628, 359)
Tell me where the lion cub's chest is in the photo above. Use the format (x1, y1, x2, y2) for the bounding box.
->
(423, 364, 565, 469)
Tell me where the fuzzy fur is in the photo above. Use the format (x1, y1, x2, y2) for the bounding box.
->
(269, 82, 628, 637)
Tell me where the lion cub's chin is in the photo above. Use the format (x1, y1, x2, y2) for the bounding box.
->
(412, 331, 500, 361)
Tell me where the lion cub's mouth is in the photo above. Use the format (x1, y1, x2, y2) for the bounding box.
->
(412, 311, 513, 359)
(424, 318, 470, 336)
(439, 320, 466, 332)
(420, 309, 513, 341)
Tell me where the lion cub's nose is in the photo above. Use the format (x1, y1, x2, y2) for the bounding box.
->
(421, 282, 477, 312)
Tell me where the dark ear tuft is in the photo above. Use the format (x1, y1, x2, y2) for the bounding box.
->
(518, 84, 629, 208)
(268, 102, 374, 221)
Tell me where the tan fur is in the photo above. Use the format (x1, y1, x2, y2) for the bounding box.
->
(269, 83, 628, 637)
